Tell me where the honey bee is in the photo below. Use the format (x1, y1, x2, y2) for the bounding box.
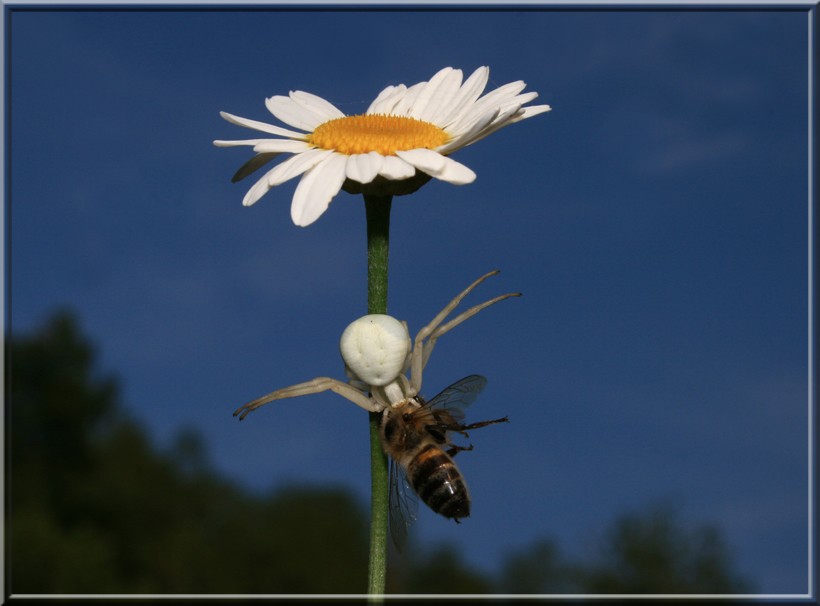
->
(380, 374, 509, 550)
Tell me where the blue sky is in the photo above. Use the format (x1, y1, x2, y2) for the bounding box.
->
(7, 7, 812, 594)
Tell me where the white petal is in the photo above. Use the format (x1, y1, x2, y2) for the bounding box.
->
(433, 68, 465, 104)
(232, 152, 280, 183)
(408, 67, 462, 122)
(289, 91, 346, 121)
(265, 95, 327, 132)
(445, 102, 501, 138)
(253, 140, 313, 153)
(458, 104, 541, 149)
(395, 149, 476, 185)
(392, 81, 426, 116)
(472, 104, 521, 136)
(214, 138, 278, 147)
(448, 106, 524, 151)
(242, 165, 280, 207)
(486, 105, 530, 132)
(491, 93, 539, 121)
(268, 148, 335, 186)
(509, 91, 539, 107)
(379, 155, 416, 180)
(346, 152, 384, 184)
(367, 85, 399, 111)
(430, 156, 476, 185)
(366, 84, 408, 115)
(482, 80, 529, 104)
(438, 66, 490, 128)
(443, 100, 550, 154)
(423, 68, 472, 125)
(448, 80, 528, 134)
(219, 111, 308, 139)
(514, 104, 552, 121)
(436, 108, 499, 154)
(291, 153, 348, 226)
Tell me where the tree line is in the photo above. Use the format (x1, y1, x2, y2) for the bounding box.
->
(8, 311, 752, 595)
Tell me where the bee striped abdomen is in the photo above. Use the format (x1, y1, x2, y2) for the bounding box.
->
(408, 444, 470, 519)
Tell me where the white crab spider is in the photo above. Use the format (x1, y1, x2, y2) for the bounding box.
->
(233, 270, 520, 420)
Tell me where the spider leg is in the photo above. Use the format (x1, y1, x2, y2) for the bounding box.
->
(418, 270, 502, 345)
(421, 292, 521, 370)
(410, 270, 515, 394)
(233, 377, 377, 420)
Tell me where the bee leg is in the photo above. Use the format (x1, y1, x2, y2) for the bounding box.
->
(446, 444, 474, 457)
(459, 416, 509, 431)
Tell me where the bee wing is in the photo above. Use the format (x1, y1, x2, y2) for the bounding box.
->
(425, 374, 488, 421)
(388, 457, 418, 552)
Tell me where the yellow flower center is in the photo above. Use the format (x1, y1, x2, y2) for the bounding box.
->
(308, 114, 449, 156)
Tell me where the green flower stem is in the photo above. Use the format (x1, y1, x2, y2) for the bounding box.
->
(364, 193, 392, 597)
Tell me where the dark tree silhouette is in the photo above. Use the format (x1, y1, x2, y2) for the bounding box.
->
(7, 311, 752, 596)
(498, 539, 572, 594)
(576, 504, 754, 594)
(8, 311, 369, 594)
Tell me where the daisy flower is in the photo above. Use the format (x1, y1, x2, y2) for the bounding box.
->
(214, 66, 551, 227)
